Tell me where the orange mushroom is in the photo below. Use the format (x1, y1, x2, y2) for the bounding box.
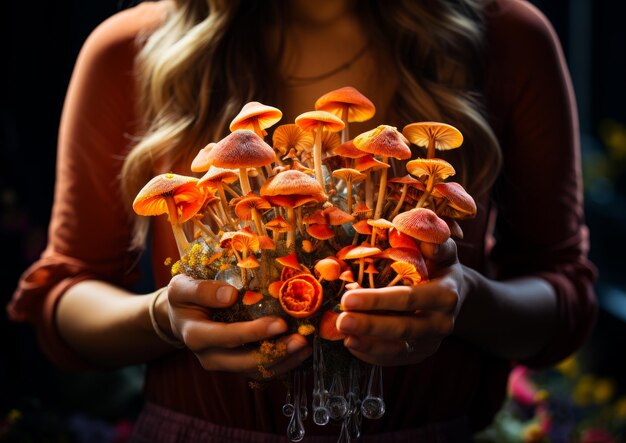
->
(405, 158, 456, 208)
(353, 125, 411, 219)
(432, 182, 477, 219)
(295, 110, 345, 192)
(315, 86, 376, 143)
(391, 208, 450, 245)
(260, 169, 326, 248)
(272, 123, 314, 157)
(208, 129, 276, 234)
(191, 142, 216, 173)
(197, 165, 239, 225)
(331, 168, 366, 215)
(229, 101, 282, 138)
(388, 175, 424, 219)
(133, 173, 205, 257)
(343, 244, 381, 286)
(402, 121, 463, 159)
(234, 192, 271, 235)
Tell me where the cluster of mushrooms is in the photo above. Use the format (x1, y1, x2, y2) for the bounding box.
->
(133, 85, 476, 349)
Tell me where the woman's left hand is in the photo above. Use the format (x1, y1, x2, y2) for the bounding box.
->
(336, 238, 467, 366)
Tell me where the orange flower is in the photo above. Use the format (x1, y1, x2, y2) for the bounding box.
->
(278, 274, 323, 318)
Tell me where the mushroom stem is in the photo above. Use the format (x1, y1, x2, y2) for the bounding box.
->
(386, 274, 403, 287)
(369, 269, 376, 288)
(192, 217, 215, 240)
(340, 106, 349, 144)
(346, 177, 354, 215)
(370, 226, 378, 247)
(374, 156, 389, 219)
(313, 123, 326, 192)
(239, 168, 253, 195)
(389, 184, 409, 219)
(357, 257, 365, 286)
(365, 172, 373, 211)
(251, 209, 265, 236)
(286, 206, 296, 250)
(164, 195, 189, 257)
(296, 206, 304, 236)
(416, 174, 436, 208)
(255, 167, 267, 187)
(217, 184, 234, 224)
(427, 136, 435, 159)
(223, 183, 240, 198)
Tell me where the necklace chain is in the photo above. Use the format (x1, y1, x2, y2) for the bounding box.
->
(286, 43, 369, 87)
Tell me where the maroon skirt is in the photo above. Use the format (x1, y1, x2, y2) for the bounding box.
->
(129, 402, 474, 443)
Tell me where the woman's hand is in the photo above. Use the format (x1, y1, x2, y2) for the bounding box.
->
(336, 239, 467, 366)
(161, 274, 312, 378)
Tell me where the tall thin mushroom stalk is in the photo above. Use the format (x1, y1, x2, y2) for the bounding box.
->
(295, 110, 344, 193)
(353, 125, 411, 220)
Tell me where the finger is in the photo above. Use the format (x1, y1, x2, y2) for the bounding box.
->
(343, 335, 440, 366)
(179, 315, 289, 351)
(336, 310, 454, 341)
(420, 238, 458, 267)
(341, 281, 459, 313)
(194, 334, 311, 376)
(168, 274, 238, 308)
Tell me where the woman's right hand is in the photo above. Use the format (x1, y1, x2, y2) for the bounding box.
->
(162, 274, 312, 379)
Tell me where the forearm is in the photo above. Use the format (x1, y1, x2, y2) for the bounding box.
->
(454, 266, 558, 361)
(56, 280, 177, 368)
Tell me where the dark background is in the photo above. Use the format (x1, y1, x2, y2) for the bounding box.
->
(2, 0, 625, 441)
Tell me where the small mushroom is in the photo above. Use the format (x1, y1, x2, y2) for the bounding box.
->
(402, 121, 463, 159)
(295, 110, 345, 192)
(353, 125, 411, 219)
(315, 86, 376, 143)
(343, 243, 382, 286)
(405, 158, 456, 208)
(229, 101, 283, 138)
(133, 173, 205, 257)
(391, 208, 450, 245)
(331, 168, 366, 214)
(272, 123, 314, 157)
(260, 170, 326, 248)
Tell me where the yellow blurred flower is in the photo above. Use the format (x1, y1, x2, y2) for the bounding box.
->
(522, 421, 547, 443)
(572, 374, 596, 406)
(593, 378, 615, 405)
(555, 354, 578, 378)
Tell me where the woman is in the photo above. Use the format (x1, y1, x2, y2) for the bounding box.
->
(7, 0, 597, 441)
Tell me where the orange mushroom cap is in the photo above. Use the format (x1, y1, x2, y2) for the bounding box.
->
(405, 158, 456, 181)
(229, 101, 282, 135)
(294, 110, 345, 133)
(331, 140, 368, 159)
(197, 165, 239, 188)
(307, 223, 335, 240)
(392, 208, 450, 244)
(432, 182, 477, 218)
(234, 192, 271, 220)
(314, 86, 376, 123)
(402, 121, 463, 151)
(260, 170, 326, 207)
(314, 257, 342, 281)
(207, 129, 276, 169)
(133, 173, 205, 223)
(322, 206, 355, 225)
(272, 123, 313, 155)
(191, 142, 216, 173)
(353, 125, 411, 160)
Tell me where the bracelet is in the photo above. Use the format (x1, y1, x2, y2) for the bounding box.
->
(148, 287, 185, 348)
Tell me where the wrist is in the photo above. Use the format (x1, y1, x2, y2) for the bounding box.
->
(148, 288, 184, 348)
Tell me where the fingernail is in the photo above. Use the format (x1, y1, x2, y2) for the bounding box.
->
(287, 338, 306, 354)
(267, 320, 287, 336)
(341, 294, 362, 310)
(216, 286, 236, 304)
(337, 314, 356, 333)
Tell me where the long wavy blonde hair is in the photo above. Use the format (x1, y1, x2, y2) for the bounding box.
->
(121, 0, 501, 250)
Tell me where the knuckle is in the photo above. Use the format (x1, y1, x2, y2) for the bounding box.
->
(440, 286, 459, 312)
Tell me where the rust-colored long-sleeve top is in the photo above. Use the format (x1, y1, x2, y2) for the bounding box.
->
(7, 0, 597, 435)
